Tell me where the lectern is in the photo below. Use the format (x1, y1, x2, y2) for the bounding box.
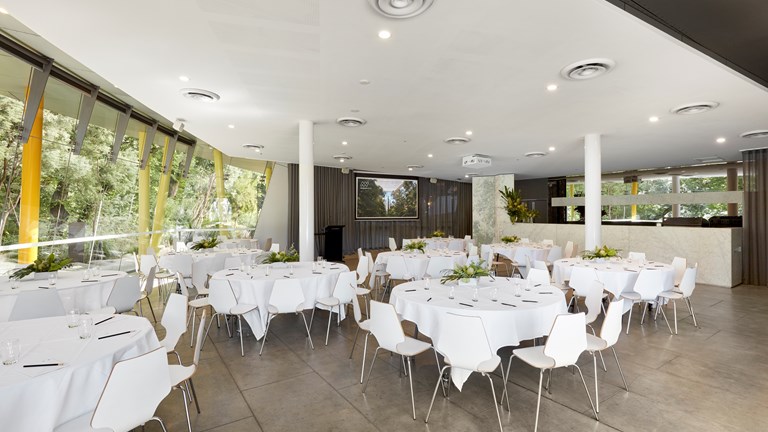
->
(323, 225, 345, 261)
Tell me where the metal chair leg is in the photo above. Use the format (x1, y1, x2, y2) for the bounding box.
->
(626, 302, 634, 335)
(325, 306, 334, 346)
(686, 298, 699, 328)
(658, 302, 674, 335)
(188, 378, 201, 413)
(360, 333, 370, 384)
(534, 369, 544, 432)
(238, 316, 245, 356)
(574, 364, 598, 421)
(407, 356, 417, 420)
(486, 372, 504, 432)
(349, 327, 360, 359)
(259, 314, 272, 355)
(300, 311, 315, 349)
(611, 346, 629, 392)
(362, 347, 381, 393)
(426, 365, 450, 423)
(593, 353, 599, 413)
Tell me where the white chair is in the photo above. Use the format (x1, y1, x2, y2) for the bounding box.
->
(138, 266, 158, 323)
(269, 243, 280, 253)
(656, 265, 699, 334)
(621, 269, 673, 334)
(671, 256, 687, 287)
(310, 271, 358, 345)
(584, 280, 607, 369)
(355, 256, 372, 317)
(567, 266, 599, 311)
(527, 267, 551, 285)
(261, 278, 314, 355)
(628, 251, 646, 262)
(159, 293, 187, 364)
(586, 299, 630, 413)
(468, 244, 479, 257)
(541, 239, 554, 246)
(348, 293, 372, 383)
(54, 347, 171, 432)
(191, 256, 217, 295)
(224, 256, 243, 270)
(545, 245, 563, 266)
(177, 272, 210, 347)
(448, 239, 464, 251)
(382, 255, 413, 300)
(168, 310, 207, 432)
(367, 251, 389, 299)
(563, 241, 575, 259)
(204, 279, 257, 356)
(263, 238, 273, 252)
(425, 256, 454, 278)
(357, 247, 364, 259)
(388, 237, 398, 251)
(107, 275, 141, 315)
(425, 313, 507, 432)
(504, 313, 598, 432)
(8, 289, 66, 321)
(362, 301, 438, 420)
(161, 254, 193, 282)
(139, 254, 158, 275)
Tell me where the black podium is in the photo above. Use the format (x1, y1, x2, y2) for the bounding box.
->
(322, 225, 345, 262)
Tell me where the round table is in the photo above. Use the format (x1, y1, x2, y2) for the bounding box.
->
(482, 242, 551, 265)
(552, 257, 675, 297)
(0, 314, 160, 431)
(389, 277, 567, 352)
(211, 262, 350, 339)
(0, 270, 128, 322)
(375, 250, 467, 279)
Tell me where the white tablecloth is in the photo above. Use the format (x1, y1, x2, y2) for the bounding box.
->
(482, 243, 551, 265)
(552, 258, 675, 297)
(0, 314, 160, 431)
(403, 238, 466, 251)
(211, 262, 349, 339)
(0, 270, 128, 322)
(375, 250, 467, 279)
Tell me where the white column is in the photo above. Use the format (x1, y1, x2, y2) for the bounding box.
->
(671, 175, 680, 217)
(584, 134, 602, 250)
(298, 120, 314, 262)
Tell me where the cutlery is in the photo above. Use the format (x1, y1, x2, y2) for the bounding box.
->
(23, 363, 64, 368)
(522, 300, 538, 303)
(458, 302, 474, 307)
(98, 330, 136, 340)
(501, 303, 517, 307)
(94, 316, 114, 326)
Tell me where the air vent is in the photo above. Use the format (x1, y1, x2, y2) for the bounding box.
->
(336, 117, 367, 127)
(180, 88, 220, 102)
(525, 151, 547, 158)
(560, 58, 615, 81)
(740, 130, 768, 139)
(671, 102, 719, 115)
(444, 137, 471, 145)
(333, 154, 352, 162)
(369, 0, 434, 19)
(694, 156, 726, 164)
(242, 143, 264, 153)
(406, 164, 423, 169)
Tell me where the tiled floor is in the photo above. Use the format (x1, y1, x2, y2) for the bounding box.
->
(143, 274, 768, 432)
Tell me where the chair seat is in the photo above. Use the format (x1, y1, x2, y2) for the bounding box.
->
(657, 290, 684, 300)
(395, 336, 432, 357)
(54, 412, 110, 432)
(621, 292, 641, 301)
(373, 271, 389, 277)
(356, 287, 371, 296)
(512, 345, 556, 369)
(586, 334, 608, 351)
(169, 364, 195, 387)
(267, 304, 304, 315)
(188, 297, 209, 308)
(156, 272, 174, 279)
(358, 319, 371, 332)
(316, 296, 340, 307)
(444, 354, 501, 373)
(196, 287, 210, 296)
(230, 303, 257, 315)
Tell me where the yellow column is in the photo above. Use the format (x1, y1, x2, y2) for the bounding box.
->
(264, 162, 273, 189)
(18, 90, 44, 264)
(149, 136, 172, 250)
(213, 149, 226, 236)
(137, 130, 151, 255)
(630, 180, 638, 219)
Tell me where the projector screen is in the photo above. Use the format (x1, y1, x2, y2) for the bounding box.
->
(355, 175, 419, 219)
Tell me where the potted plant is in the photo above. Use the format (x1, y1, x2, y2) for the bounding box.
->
(431, 230, 446, 238)
(10, 253, 72, 280)
(499, 186, 538, 223)
(440, 261, 490, 287)
(263, 245, 299, 264)
(403, 240, 427, 253)
(190, 235, 221, 251)
(582, 245, 620, 261)
(501, 235, 520, 244)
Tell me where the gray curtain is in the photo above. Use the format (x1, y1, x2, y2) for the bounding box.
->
(742, 148, 768, 286)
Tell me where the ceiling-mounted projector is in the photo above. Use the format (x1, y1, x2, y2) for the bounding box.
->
(462, 154, 492, 168)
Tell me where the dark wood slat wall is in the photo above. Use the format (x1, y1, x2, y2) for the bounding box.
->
(288, 165, 472, 254)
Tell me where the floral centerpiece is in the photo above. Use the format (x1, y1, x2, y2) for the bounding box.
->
(501, 235, 520, 244)
(403, 240, 426, 253)
(10, 253, 72, 280)
(263, 245, 299, 263)
(440, 261, 490, 285)
(431, 230, 446, 238)
(499, 185, 538, 223)
(191, 236, 221, 250)
(582, 245, 621, 260)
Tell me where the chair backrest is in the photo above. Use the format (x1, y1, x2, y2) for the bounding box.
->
(628, 251, 646, 262)
(546, 245, 563, 263)
(269, 243, 280, 253)
(356, 256, 370, 284)
(369, 301, 406, 351)
(9, 289, 66, 321)
(541, 239, 554, 246)
(533, 260, 548, 271)
(90, 347, 171, 431)
(468, 245, 479, 257)
(161, 254, 193, 277)
(211, 253, 229, 271)
(584, 280, 605, 325)
(357, 247, 364, 258)
(568, 266, 598, 295)
(466, 255, 481, 266)
(142, 266, 157, 295)
(388, 237, 398, 251)
(527, 268, 550, 285)
(671, 256, 687, 286)
(146, 246, 157, 257)
(176, 272, 190, 297)
(543, 313, 587, 367)
(268, 278, 306, 313)
(564, 241, 574, 259)
(365, 251, 375, 273)
(224, 256, 243, 269)
(207, 278, 238, 313)
(263, 238, 273, 252)
(632, 269, 670, 300)
(351, 292, 365, 325)
(191, 256, 217, 290)
(599, 298, 626, 347)
(139, 254, 157, 274)
(193, 310, 207, 366)
(425, 256, 455, 278)
(107, 275, 142, 314)
(678, 266, 697, 297)
(448, 239, 464, 251)
(385, 255, 411, 280)
(132, 252, 141, 273)
(332, 271, 358, 304)
(435, 313, 494, 372)
(161, 293, 187, 348)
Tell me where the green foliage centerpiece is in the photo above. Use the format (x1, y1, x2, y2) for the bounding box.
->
(403, 240, 426, 253)
(191, 236, 221, 250)
(582, 245, 620, 260)
(431, 230, 446, 238)
(263, 245, 299, 263)
(499, 186, 538, 223)
(10, 253, 72, 280)
(440, 261, 490, 285)
(501, 235, 520, 244)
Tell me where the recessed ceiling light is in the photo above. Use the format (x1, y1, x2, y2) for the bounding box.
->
(465, 130, 473, 136)
(548, 146, 556, 151)
(0, 7, 9, 14)
(342, 141, 348, 145)
(378, 30, 391, 39)
(671, 102, 719, 115)
(227, 124, 235, 129)
(546, 84, 558, 91)
(336, 117, 367, 127)
(427, 154, 433, 158)
(179, 75, 190, 82)
(359, 79, 370, 85)
(370, 0, 435, 18)
(464, 174, 469, 178)
(716, 137, 726, 144)
(649, 116, 659, 123)
(180, 88, 220, 102)
(560, 58, 615, 81)
(408, 167, 413, 171)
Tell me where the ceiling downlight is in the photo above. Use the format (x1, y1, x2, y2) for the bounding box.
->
(671, 102, 719, 115)
(336, 117, 367, 127)
(444, 136, 471, 145)
(740, 130, 768, 139)
(369, 0, 434, 19)
(560, 58, 615, 81)
(179, 88, 220, 102)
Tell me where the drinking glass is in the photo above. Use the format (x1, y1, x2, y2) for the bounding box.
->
(265, 265, 271, 277)
(10, 279, 20, 289)
(448, 286, 455, 300)
(514, 280, 522, 297)
(472, 287, 479, 302)
(317, 256, 323, 264)
(423, 277, 430, 290)
(78, 316, 94, 339)
(491, 287, 499, 302)
(66, 309, 81, 328)
(83, 268, 92, 280)
(289, 264, 294, 276)
(1, 339, 20, 365)
(48, 273, 57, 287)
(524, 279, 532, 291)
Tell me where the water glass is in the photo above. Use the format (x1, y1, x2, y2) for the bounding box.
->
(514, 281, 522, 297)
(83, 269, 92, 280)
(491, 287, 499, 302)
(10, 279, 20, 289)
(448, 286, 455, 300)
(66, 309, 81, 328)
(265, 265, 271, 276)
(1, 339, 20, 365)
(472, 287, 479, 302)
(78, 316, 94, 339)
(423, 277, 430, 290)
(489, 269, 496, 279)
(317, 256, 323, 264)
(48, 273, 57, 287)
(524, 279, 532, 291)
(289, 264, 294, 276)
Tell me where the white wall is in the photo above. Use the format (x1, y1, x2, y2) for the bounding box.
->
(254, 163, 289, 251)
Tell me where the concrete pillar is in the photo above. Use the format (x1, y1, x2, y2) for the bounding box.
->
(299, 120, 315, 261)
(671, 175, 680, 217)
(584, 134, 602, 250)
(727, 168, 738, 216)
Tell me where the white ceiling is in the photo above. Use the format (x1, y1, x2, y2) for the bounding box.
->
(2, 0, 767, 180)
